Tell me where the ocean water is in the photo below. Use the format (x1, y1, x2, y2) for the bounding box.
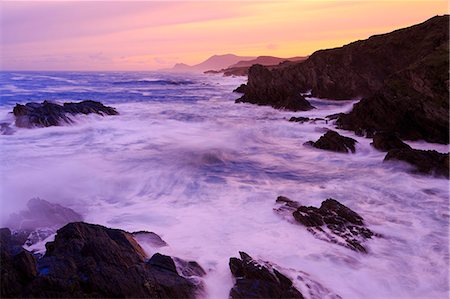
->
(0, 71, 448, 299)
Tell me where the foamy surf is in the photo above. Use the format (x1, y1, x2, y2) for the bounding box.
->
(0, 71, 448, 299)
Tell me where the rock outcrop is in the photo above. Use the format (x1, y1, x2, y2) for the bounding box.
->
(384, 149, 449, 178)
(13, 100, 118, 128)
(371, 132, 412, 151)
(235, 64, 314, 111)
(305, 130, 357, 153)
(229, 251, 303, 299)
(237, 15, 449, 143)
(0, 228, 38, 298)
(0, 222, 203, 298)
(275, 197, 374, 253)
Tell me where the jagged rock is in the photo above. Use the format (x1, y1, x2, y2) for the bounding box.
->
(0, 228, 37, 298)
(229, 251, 303, 299)
(305, 130, 357, 153)
(239, 16, 449, 142)
(236, 64, 314, 111)
(13, 100, 118, 128)
(276, 197, 374, 253)
(371, 132, 412, 151)
(384, 148, 449, 178)
(173, 258, 206, 278)
(233, 84, 248, 93)
(13, 222, 201, 298)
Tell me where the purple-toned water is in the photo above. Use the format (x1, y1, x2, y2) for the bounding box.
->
(0, 71, 448, 298)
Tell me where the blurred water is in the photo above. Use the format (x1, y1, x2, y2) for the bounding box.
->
(0, 71, 448, 299)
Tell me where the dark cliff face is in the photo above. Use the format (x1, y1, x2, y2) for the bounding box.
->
(236, 64, 314, 111)
(238, 15, 449, 143)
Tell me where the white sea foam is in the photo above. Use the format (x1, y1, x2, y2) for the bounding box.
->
(0, 73, 448, 299)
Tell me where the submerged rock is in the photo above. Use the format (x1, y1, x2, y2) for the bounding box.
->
(3, 222, 202, 298)
(6, 198, 83, 231)
(305, 130, 357, 153)
(289, 116, 310, 123)
(276, 197, 374, 253)
(371, 132, 412, 152)
(13, 100, 118, 128)
(384, 148, 449, 178)
(229, 251, 304, 299)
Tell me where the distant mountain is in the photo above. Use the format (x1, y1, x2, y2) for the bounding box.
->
(169, 54, 255, 73)
(229, 56, 307, 68)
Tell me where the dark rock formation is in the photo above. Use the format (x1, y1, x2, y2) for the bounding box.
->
(371, 132, 412, 151)
(2, 222, 201, 298)
(289, 116, 310, 123)
(0, 228, 37, 298)
(305, 130, 357, 153)
(384, 148, 449, 178)
(238, 16, 449, 143)
(276, 197, 374, 253)
(229, 251, 303, 299)
(233, 84, 248, 93)
(236, 64, 314, 111)
(13, 100, 118, 128)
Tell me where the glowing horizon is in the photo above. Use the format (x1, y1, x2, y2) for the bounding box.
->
(1, 1, 447, 71)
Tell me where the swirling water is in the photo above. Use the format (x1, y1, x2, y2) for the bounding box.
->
(0, 71, 448, 299)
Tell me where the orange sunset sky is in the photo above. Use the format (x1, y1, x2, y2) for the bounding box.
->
(0, 0, 448, 71)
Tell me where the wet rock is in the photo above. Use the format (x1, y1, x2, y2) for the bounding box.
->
(233, 84, 248, 93)
(236, 64, 314, 111)
(0, 228, 37, 298)
(384, 148, 449, 178)
(289, 116, 310, 123)
(305, 130, 357, 153)
(229, 251, 304, 299)
(6, 198, 83, 231)
(20, 222, 200, 298)
(13, 100, 118, 128)
(276, 198, 374, 253)
(174, 258, 206, 278)
(371, 132, 412, 151)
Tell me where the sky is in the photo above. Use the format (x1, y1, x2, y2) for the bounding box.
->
(0, 0, 448, 71)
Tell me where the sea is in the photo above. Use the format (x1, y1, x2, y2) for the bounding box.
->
(0, 71, 448, 299)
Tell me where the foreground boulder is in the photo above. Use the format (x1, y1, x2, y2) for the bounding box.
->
(371, 132, 412, 152)
(13, 100, 118, 128)
(276, 197, 374, 253)
(305, 130, 357, 153)
(0, 228, 37, 298)
(229, 251, 303, 299)
(236, 64, 314, 111)
(1, 222, 202, 298)
(384, 148, 449, 178)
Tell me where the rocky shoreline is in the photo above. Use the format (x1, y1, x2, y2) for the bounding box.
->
(1, 197, 371, 298)
(236, 15, 449, 144)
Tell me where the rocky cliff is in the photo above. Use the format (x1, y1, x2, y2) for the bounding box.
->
(237, 15, 449, 143)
